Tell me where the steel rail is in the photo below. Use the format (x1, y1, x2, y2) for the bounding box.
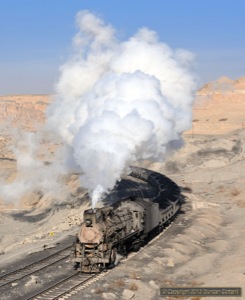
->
(25, 271, 103, 300)
(0, 245, 72, 288)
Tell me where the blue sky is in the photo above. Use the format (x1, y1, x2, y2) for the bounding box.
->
(0, 0, 244, 95)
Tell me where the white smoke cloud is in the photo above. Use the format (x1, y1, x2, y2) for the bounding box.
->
(48, 10, 197, 208)
(0, 128, 69, 204)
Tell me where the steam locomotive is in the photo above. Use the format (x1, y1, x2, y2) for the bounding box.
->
(73, 167, 182, 272)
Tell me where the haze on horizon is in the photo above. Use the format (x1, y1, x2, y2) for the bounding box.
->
(0, 0, 245, 95)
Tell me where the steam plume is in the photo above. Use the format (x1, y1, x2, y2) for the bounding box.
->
(48, 10, 197, 208)
(0, 128, 68, 204)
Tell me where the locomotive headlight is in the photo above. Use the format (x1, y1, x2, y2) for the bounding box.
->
(85, 218, 92, 227)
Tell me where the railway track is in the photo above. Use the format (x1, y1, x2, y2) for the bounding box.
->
(25, 217, 177, 300)
(0, 242, 106, 300)
(0, 245, 72, 289)
(25, 271, 106, 300)
(0, 167, 185, 300)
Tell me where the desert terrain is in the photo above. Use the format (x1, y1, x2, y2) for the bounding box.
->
(0, 76, 244, 300)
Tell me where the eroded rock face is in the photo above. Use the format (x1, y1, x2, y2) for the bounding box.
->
(1, 76, 245, 141)
(186, 76, 245, 135)
(0, 95, 50, 158)
(0, 95, 50, 131)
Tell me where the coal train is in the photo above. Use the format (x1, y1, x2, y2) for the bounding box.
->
(73, 167, 183, 272)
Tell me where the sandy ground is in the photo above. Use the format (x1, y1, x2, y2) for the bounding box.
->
(0, 77, 245, 299)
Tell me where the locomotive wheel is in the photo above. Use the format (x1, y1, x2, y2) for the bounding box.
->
(118, 244, 128, 256)
(133, 243, 140, 252)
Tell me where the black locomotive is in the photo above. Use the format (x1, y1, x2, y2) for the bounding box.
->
(74, 167, 182, 272)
